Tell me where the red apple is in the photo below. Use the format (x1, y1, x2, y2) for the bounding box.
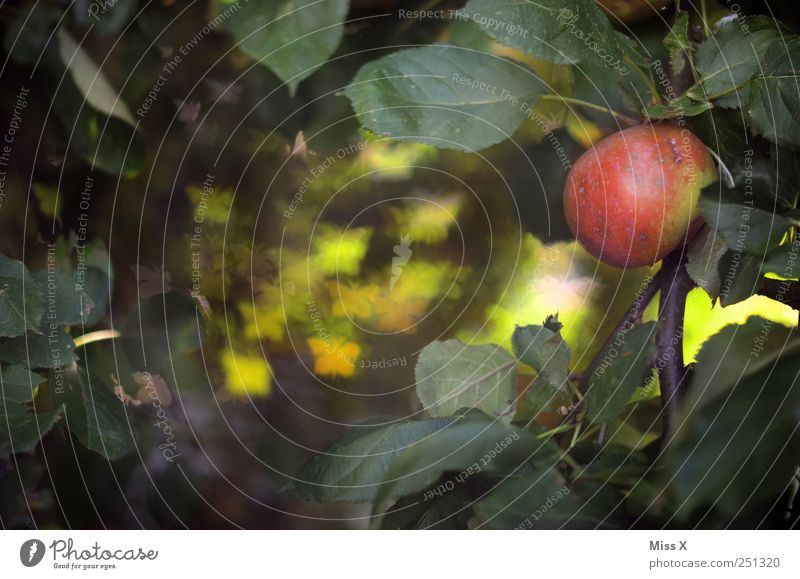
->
(563, 123, 716, 268)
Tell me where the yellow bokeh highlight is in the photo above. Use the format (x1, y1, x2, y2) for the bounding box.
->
(329, 281, 380, 320)
(222, 349, 272, 398)
(358, 136, 437, 180)
(389, 194, 462, 244)
(312, 225, 372, 276)
(308, 337, 361, 378)
(187, 185, 234, 225)
(458, 235, 602, 354)
(239, 296, 286, 343)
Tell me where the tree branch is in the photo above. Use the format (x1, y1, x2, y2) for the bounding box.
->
(579, 271, 661, 397)
(655, 249, 693, 439)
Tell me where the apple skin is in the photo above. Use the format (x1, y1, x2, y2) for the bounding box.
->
(563, 124, 716, 268)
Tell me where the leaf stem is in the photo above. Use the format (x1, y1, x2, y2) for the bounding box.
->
(539, 95, 639, 126)
(569, 422, 582, 448)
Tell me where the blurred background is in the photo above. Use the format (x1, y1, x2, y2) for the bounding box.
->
(1, 0, 797, 528)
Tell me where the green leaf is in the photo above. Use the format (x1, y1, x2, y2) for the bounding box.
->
(0, 255, 45, 338)
(693, 17, 783, 105)
(32, 270, 96, 326)
(572, 442, 650, 484)
(57, 366, 135, 460)
(746, 37, 800, 149)
(664, 8, 691, 76)
(583, 322, 657, 424)
(645, 94, 711, 120)
(52, 237, 113, 326)
(226, 0, 348, 96)
(293, 418, 454, 503)
(0, 326, 78, 369)
(0, 402, 61, 459)
(0, 366, 46, 404)
(684, 317, 796, 406)
(446, 18, 494, 52)
(762, 241, 800, 278)
(699, 197, 791, 255)
(373, 420, 560, 522)
(686, 227, 730, 299)
(380, 486, 472, 530)
(57, 29, 135, 126)
(511, 322, 572, 411)
(50, 32, 144, 177)
(668, 320, 800, 520)
(474, 466, 598, 529)
(344, 45, 543, 151)
(415, 340, 517, 421)
(686, 107, 752, 169)
(461, 0, 630, 72)
(717, 250, 763, 306)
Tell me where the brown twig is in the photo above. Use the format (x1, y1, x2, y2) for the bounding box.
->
(655, 249, 693, 439)
(579, 271, 662, 396)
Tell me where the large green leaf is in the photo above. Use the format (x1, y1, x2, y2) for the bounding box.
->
(0, 365, 46, 404)
(0, 255, 45, 338)
(415, 340, 517, 421)
(717, 250, 763, 307)
(693, 17, 783, 106)
(373, 420, 560, 522)
(512, 321, 571, 412)
(294, 418, 454, 503)
(57, 29, 135, 125)
(380, 486, 472, 530)
(58, 366, 135, 460)
(51, 31, 144, 177)
(686, 226, 730, 299)
(668, 320, 800, 520)
(473, 466, 595, 529)
(0, 401, 61, 459)
(664, 8, 691, 76)
(583, 322, 657, 424)
(32, 270, 96, 327)
(226, 0, 348, 96)
(461, 0, 630, 72)
(0, 326, 78, 369)
(762, 241, 800, 277)
(344, 45, 543, 151)
(699, 197, 792, 255)
(747, 37, 800, 149)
